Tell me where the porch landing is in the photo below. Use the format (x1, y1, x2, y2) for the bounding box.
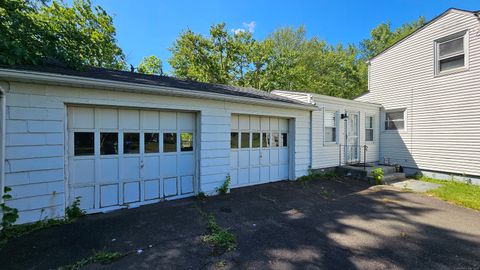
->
(337, 164, 406, 184)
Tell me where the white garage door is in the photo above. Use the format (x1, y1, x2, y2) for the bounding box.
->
(230, 114, 289, 188)
(67, 106, 196, 212)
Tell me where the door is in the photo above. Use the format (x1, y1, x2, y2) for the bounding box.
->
(67, 106, 196, 212)
(230, 114, 289, 188)
(345, 112, 359, 163)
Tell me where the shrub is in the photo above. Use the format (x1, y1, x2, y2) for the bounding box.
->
(371, 168, 384, 185)
(414, 171, 423, 180)
(65, 197, 85, 221)
(216, 175, 231, 195)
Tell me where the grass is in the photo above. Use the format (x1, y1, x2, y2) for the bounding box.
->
(420, 176, 480, 211)
(57, 250, 124, 270)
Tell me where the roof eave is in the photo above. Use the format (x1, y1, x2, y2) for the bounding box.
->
(0, 68, 316, 111)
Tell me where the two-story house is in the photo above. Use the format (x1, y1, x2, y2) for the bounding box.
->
(356, 8, 480, 184)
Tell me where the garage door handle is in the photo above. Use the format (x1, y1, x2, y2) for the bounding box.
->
(140, 161, 144, 168)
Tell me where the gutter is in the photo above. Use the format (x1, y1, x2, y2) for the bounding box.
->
(0, 69, 316, 111)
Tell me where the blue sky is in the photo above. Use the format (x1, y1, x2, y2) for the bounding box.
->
(90, 0, 479, 72)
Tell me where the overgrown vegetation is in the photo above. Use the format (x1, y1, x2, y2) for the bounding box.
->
(420, 176, 480, 211)
(203, 214, 237, 254)
(196, 192, 207, 201)
(371, 167, 384, 185)
(65, 197, 86, 220)
(58, 250, 124, 270)
(216, 175, 231, 195)
(297, 169, 338, 187)
(0, 192, 85, 248)
(1, 187, 19, 230)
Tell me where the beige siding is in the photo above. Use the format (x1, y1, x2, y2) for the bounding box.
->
(356, 10, 480, 176)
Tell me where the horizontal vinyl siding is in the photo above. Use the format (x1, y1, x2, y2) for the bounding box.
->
(311, 95, 380, 169)
(357, 11, 480, 176)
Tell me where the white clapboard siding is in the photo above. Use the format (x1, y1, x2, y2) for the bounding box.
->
(273, 91, 381, 169)
(356, 10, 480, 176)
(1, 81, 312, 224)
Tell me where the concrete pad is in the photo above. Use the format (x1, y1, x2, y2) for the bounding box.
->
(391, 179, 442, 192)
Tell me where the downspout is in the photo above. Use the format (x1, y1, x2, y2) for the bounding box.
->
(0, 85, 6, 204)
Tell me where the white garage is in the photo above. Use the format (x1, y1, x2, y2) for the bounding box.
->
(67, 106, 196, 212)
(230, 114, 290, 187)
(0, 64, 314, 223)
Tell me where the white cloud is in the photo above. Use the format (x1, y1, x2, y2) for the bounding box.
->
(231, 21, 256, 35)
(243, 21, 256, 33)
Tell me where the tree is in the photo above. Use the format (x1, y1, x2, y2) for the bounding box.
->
(138, 55, 163, 75)
(0, 0, 127, 69)
(360, 17, 425, 60)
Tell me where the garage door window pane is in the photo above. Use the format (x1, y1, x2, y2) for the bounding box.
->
(252, 133, 260, 148)
(74, 132, 94, 156)
(281, 133, 288, 147)
(241, 133, 250, 148)
(262, 133, 270, 148)
(163, 133, 177, 152)
(124, 133, 140, 154)
(273, 133, 280, 147)
(181, 132, 193, 152)
(144, 133, 159, 153)
(100, 133, 118, 155)
(231, 132, 238, 149)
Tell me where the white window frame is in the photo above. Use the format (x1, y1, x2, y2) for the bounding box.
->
(324, 109, 338, 145)
(365, 115, 374, 143)
(384, 109, 406, 132)
(434, 30, 468, 76)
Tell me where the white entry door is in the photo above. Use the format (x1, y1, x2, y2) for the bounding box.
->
(230, 114, 289, 188)
(345, 112, 359, 163)
(67, 106, 196, 212)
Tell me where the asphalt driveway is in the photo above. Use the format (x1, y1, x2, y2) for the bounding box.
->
(1, 177, 480, 270)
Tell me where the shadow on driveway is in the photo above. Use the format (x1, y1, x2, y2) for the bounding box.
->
(1, 177, 479, 269)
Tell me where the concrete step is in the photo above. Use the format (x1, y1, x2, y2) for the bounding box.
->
(367, 172, 406, 184)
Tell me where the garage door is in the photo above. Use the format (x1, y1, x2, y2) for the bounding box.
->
(67, 106, 196, 212)
(230, 114, 289, 188)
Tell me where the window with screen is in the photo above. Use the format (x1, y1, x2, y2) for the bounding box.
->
(365, 116, 374, 141)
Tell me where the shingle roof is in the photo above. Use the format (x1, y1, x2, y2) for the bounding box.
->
(0, 63, 315, 108)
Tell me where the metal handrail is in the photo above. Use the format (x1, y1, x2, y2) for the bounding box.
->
(339, 144, 368, 170)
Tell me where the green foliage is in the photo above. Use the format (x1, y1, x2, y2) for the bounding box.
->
(58, 250, 124, 270)
(297, 170, 338, 187)
(203, 214, 237, 253)
(1, 195, 85, 248)
(137, 55, 163, 75)
(1, 186, 19, 230)
(65, 197, 85, 220)
(216, 174, 231, 195)
(1, 0, 126, 69)
(196, 192, 207, 201)
(420, 176, 480, 211)
(371, 168, 384, 185)
(360, 17, 425, 60)
(414, 171, 423, 180)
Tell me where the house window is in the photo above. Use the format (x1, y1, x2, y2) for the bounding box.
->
(324, 111, 337, 143)
(365, 116, 374, 142)
(436, 32, 466, 74)
(385, 111, 405, 130)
